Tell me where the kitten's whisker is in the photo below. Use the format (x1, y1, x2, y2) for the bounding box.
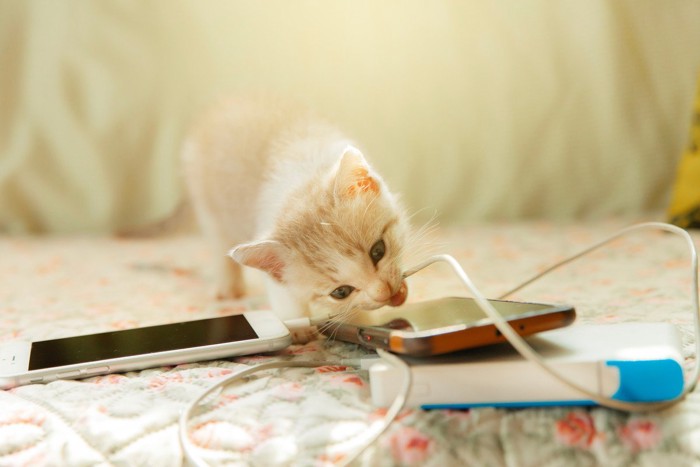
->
(321, 303, 360, 342)
(406, 206, 439, 223)
(408, 216, 439, 245)
(401, 215, 442, 265)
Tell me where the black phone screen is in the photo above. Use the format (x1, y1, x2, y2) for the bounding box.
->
(28, 314, 258, 370)
(347, 297, 570, 332)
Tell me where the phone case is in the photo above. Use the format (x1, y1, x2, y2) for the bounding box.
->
(321, 297, 576, 356)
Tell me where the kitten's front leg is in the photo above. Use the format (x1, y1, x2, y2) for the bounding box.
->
(216, 257, 246, 300)
(265, 277, 317, 343)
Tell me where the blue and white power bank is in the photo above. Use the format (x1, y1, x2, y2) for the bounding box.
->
(369, 323, 685, 408)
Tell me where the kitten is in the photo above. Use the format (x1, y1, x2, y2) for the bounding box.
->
(182, 97, 410, 324)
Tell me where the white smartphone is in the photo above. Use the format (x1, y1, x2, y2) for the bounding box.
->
(0, 311, 292, 389)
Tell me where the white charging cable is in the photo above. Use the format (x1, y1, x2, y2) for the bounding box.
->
(179, 351, 409, 466)
(180, 221, 699, 464)
(402, 221, 700, 411)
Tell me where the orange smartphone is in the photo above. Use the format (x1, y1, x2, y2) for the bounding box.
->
(320, 297, 576, 357)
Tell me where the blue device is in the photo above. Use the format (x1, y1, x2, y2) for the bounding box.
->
(369, 323, 685, 408)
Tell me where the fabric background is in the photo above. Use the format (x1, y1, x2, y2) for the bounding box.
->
(1, 220, 699, 465)
(1, 1, 700, 233)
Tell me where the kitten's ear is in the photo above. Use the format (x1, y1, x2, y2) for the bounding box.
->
(228, 240, 287, 282)
(333, 146, 381, 199)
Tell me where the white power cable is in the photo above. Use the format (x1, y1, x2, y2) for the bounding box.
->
(403, 221, 699, 411)
(180, 221, 699, 465)
(341, 349, 411, 464)
(179, 350, 410, 466)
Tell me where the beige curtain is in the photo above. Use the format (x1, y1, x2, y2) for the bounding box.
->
(2, 1, 699, 233)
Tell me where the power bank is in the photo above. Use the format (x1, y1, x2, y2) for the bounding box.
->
(369, 323, 686, 408)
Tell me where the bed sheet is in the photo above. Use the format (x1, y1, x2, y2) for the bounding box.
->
(1, 219, 699, 466)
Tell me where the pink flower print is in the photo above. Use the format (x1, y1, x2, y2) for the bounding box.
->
(274, 381, 305, 401)
(618, 419, 662, 452)
(316, 365, 366, 387)
(216, 393, 239, 408)
(323, 370, 366, 388)
(445, 409, 471, 419)
(664, 259, 687, 269)
(315, 365, 349, 373)
(315, 452, 345, 466)
(386, 426, 433, 465)
(370, 407, 413, 423)
(216, 305, 247, 316)
(340, 375, 364, 387)
(0, 409, 47, 459)
(172, 267, 195, 277)
(629, 287, 655, 297)
(0, 409, 46, 428)
(445, 409, 471, 428)
(148, 372, 185, 390)
(110, 320, 138, 330)
(190, 421, 255, 451)
(555, 412, 598, 449)
(92, 374, 126, 385)
(325, 373, 366, 388)
(206, 368, 233, 379)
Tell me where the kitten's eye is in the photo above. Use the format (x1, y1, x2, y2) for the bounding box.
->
(330, 285, 355, 300)
(369, 239, 386, 265)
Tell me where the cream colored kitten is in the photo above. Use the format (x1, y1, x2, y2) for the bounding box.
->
(182, 97, 409, 323)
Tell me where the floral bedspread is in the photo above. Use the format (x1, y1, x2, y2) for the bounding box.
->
(1, 218, 699, 466)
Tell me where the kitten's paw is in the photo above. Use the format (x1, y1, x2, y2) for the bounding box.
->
(216, 260, 246, 300)
(290, 327, 319, 344)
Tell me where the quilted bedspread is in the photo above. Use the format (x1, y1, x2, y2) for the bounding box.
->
(1, 218, 699, 466)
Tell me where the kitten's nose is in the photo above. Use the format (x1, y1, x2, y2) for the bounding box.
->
(368, 281, 392, 303)
(389, 280, 408, 307)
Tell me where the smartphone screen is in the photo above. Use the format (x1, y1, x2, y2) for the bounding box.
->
(345, 297, 571, 331)
(322, 297, 576, 356)
(28, 315, 258, 370)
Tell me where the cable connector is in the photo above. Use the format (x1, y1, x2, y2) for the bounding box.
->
(283, 317, 314, 331)
(283, 318, 317, 344)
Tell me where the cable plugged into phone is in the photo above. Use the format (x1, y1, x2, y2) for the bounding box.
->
(180, 222, 700, 466)
(282, 317, 314, 343)
(282, 317, 314, 330)
(282, 316, 335, 344)
(283, 315, 346, 331)
(397, 223, 699, 412)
